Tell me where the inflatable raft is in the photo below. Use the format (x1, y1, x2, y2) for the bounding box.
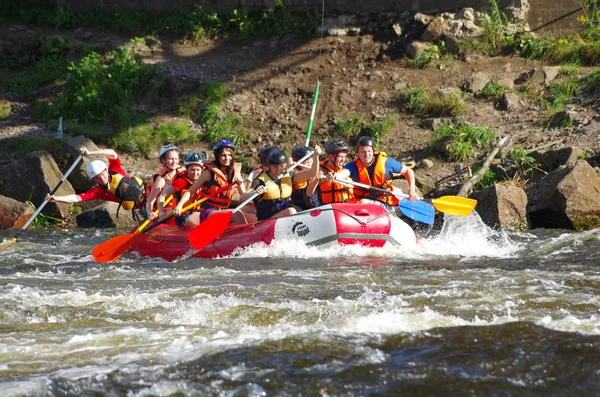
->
(128, 203, 418, 260)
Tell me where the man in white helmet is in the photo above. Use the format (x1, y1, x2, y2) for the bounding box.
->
(45, 147, 144, 213)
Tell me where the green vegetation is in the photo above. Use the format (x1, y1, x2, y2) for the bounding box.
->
(0, 100, 10, 120)
(331, 116, 396, 148)
(410, 42, 448, 69)
(472, 166, 497, 190)
(432, 122, 497, 161)
(541, 79, 578, 128)
(0, 36, 75, 101)
(0, 137, 70, 162)
(508, 146, 542, 181)
(179, 82, 248, 147)
(0, 0, 320, 41)
(476, 81, 508, 102)
(36, 38, 160, 126)
(397, 87, 464, 118)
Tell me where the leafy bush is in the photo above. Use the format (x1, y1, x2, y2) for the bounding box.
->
(110, 122, 198, 156)
(508, 146, 542, 181)
(432, 122, 497, 161)
(37, 38, 161, 126)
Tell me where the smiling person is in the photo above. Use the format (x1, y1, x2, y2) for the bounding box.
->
(145, 144, 186, 220)
(241, 146, 321, 221)
(179, 139, 248, 226)
(317, 139, 355, 204)
(156, 152, 206, 227)
(342, 135, 418, 209)
(45, 147, 145, 215)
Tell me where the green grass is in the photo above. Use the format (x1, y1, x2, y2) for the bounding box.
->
(0, 0, 320, 41)
(432, 122, 497, 161)
(398, 87, 464, 118)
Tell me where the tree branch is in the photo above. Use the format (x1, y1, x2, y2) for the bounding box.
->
(457, 136, 510, 197)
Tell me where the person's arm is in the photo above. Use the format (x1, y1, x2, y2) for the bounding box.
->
(80, 147, 118, 160)
(145, 177, 166, 220)
(45, 193, 82, 204)
(240, 179, 265, 202)
(157, 184, 176, 218)
(400, 166, 418, 201)
(291, 146, 322, 183)
(305, 175, 320, 197)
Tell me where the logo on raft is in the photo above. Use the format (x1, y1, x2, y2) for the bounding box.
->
(291, 221, 310, 237)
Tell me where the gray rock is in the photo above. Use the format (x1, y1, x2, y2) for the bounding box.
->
(76, 202, 139, 228)
(0, 194, 33, 229)
(0, 151, 75, 219)
(471, 184, 529, 230)
(527, 160, 600, 230)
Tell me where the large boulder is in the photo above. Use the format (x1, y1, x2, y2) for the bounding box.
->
(471, 184, 529, 230)
(75, 202, 138, 228)
(0, 194, 34, 229)
(0, 151, 75, 219)
(527, 160, 600, 230)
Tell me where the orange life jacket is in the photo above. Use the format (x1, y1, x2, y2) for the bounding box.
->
(147, 166, 187, 209)
(353, 152, 399, 206)
(201, 161, 238, 209)
(318, 160, 354, 204)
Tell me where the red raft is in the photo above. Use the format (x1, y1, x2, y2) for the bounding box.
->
(128, 203, 418, 261)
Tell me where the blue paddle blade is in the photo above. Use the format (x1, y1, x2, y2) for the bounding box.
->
(398, 199, 435, 225)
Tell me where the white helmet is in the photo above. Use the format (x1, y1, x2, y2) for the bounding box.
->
(159, 144, 179, 160)
(86, 160, 108, 179)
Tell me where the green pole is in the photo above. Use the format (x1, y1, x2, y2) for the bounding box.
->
(304, 81, 320, 146)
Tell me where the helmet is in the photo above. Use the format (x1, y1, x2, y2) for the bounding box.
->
(267, 149, 288, 165)
(356, 136, 375, 148)
(159, 144, 179, 160)
(323, 139, 349, 154)
(259, 146, 276, 166)
(292, 145, 311, 161)
(184, 152, 206, 166)
(213, 139, 235, 152)
(86, 160, 108, 179)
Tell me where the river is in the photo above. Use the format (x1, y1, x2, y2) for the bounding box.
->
(1, 213, 599, 396)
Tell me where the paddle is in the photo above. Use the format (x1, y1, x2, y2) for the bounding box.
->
(92, 183, 234, 263)
(0, 154, 83, 252)
(188, 149, 316, 251)
(337, 178, 477, 219)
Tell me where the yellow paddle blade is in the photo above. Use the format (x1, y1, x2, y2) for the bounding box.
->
(0, 237, 17, 252)
(431, 196, 477, 216)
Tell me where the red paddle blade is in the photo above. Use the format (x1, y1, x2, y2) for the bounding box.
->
(92, 233, 137, 263)
(188, 211, 233, 250)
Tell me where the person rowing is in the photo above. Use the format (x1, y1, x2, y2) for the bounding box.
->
(156, 152, 206, 227)
(317, 140, 356, 204)
(339, 135, 418, 210)
(290, 145, 320, 211)
(145, 144, 186, 220)
(45, 146, 145, 219)
(178, 139, 247, 225)
(241, 145, 321, 221)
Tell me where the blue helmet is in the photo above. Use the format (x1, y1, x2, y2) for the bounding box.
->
(159, 144, 179, 160)
(213, 139, 235, 152)
(184, 152, 206, 166)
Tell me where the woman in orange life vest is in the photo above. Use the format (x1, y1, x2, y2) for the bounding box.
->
(156, 152, 206, 227)
(45, 147, 144, 212)
(178, 139, 248, 226)
(241, 146, 321, 221)
(317, 139, 356, 204)
(338, 135, 419, 210)
(290, 145, 320, 211)
(145, 144, 186, 220)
